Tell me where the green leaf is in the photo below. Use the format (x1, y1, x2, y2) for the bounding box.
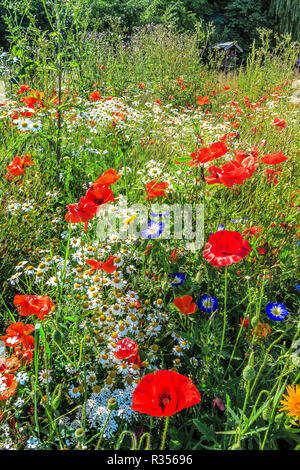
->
(192, 420, 218, 443)
(170, 439, 182, 450)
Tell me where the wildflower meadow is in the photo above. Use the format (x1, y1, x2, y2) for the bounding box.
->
(0, 0, 299, 454)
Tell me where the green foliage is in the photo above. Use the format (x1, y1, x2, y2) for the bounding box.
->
(270, 0, 300, 41)
(0, 0, 298, 53)
(222, 0, 272, 55)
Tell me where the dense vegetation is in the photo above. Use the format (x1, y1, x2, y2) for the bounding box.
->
(0, 0, 299, 55)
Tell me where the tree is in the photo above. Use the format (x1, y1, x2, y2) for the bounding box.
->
(221, 0, 271, 54)
(269, 0, 300, 41)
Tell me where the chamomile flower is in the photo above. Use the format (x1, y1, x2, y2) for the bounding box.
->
(39, 369, 52, 384)
(69, 386, 80, 399)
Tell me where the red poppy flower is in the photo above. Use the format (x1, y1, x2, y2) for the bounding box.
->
(6, 156, 25, 177)
(244, 226, 261, 239)
(196, 95, 210, 105)
(14, 295, 54, 320)
(240, 317, 249, 328)
(173, 295, 196, 315)
(272, 117, 286, 128)
(65, 196, 99, 230)
(93, 169, 121, 186)
(89, 91, 101, 101)
(205, 155, 258, 187)
(16, 84, 31, 95)
(146, 181, 169, 199)
(265, 167, 282, 184)
(205, 162, 247, 187)
(1, 322, 35, 348)
(85, 255, 117, 275)
(20, 96, 39, 108)
(132, 370, 201, 417)
(21, 154, 34, 168)
(0, 356, 20, 374)
(6, 154, 34, 179)
(261, 151, 288, 165)
(138, 83, 146, 88)
(203, 230, 251, 267)
(113, 338, 141, 366)
(0, 374, 18, 400)
(84, 184, 115, 206)
(234, 150, 249, 162)
(14, 335, 35, 365)
(170, 250, 179, 262)
(191, 141, 229, 165)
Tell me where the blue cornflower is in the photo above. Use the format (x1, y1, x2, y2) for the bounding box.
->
(197, 294, 218, 313)
(231, 219, 242, 224)
(266, 302, 288, 321)
(296, 283, 300, 291)
(169, 273, 186, 286)
(140, 220, 165, 239)
(150, 210, 170, 218)
(210, 224, 225, 235)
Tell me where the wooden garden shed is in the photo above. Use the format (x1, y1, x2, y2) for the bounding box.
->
(211, 41, 243, 69)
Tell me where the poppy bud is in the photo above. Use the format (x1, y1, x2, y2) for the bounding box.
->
(212, 398, 226, 411)
(53, 330, 63, 346)
(274, 412, 284, 423)
(74, 428, 85, 441)
(251, 316, 260, 327)
(52, 396, 61, 410)
(242, 365, 256, 381)
(262, 406, 272, 422)
(107, 397, 118, 410)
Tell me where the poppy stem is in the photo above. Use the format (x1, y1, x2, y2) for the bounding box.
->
(160, 416, 170, 450)
(218, 266, 228, 363)
(95, 409, 113, 450)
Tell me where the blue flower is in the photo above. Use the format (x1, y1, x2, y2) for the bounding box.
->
(169, 273, 186, 286)
(140, 220, 165, 239)
(210, 224, 225, 235)
(150, 210, 170, 218)
(296, 283, 300, 291)
(266, 302, 288, 321)
(198, 294, 218, 313)
(26, 437, 39, 449)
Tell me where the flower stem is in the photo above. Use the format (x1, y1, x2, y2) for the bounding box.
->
(160, 416, 170, 450)
(95, 410, 113, 450)
(218, 266, 228, 363)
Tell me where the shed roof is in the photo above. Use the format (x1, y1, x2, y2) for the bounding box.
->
(211, 41, 243, 53)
